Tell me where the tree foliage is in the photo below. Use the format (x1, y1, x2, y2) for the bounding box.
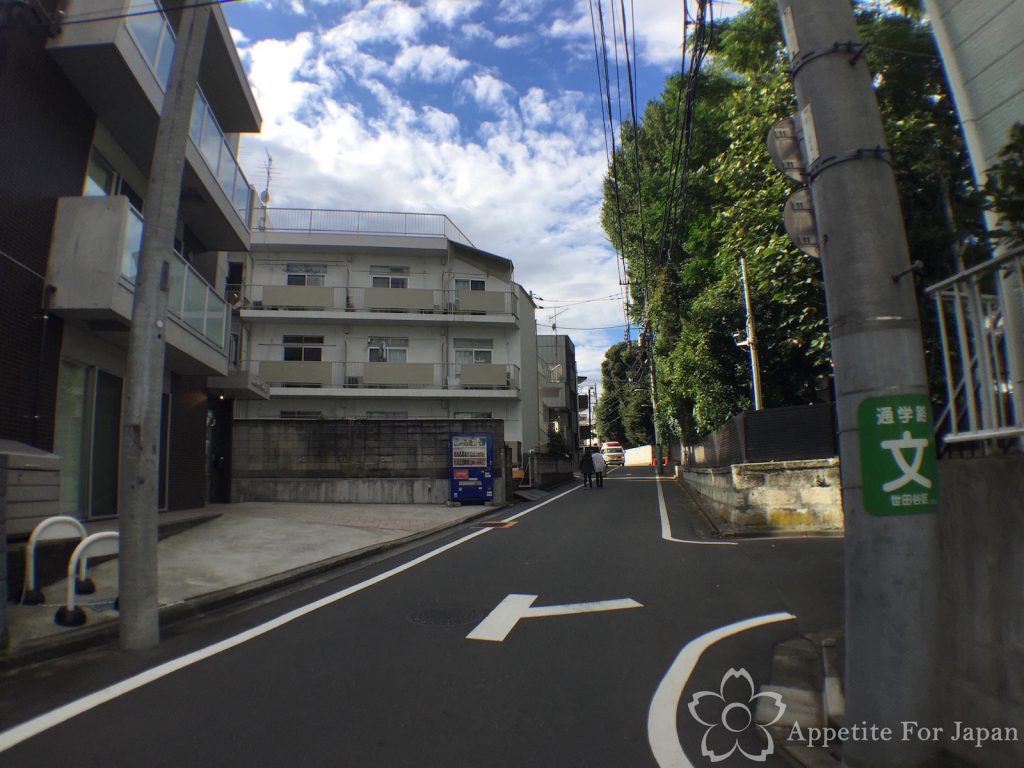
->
(595, 341, 654, 447)
(597, 0, 979, 441)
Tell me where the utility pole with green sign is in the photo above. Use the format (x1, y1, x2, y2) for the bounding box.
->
(776, 2, 941, 766)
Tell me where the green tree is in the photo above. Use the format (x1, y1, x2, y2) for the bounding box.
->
(594, 342, 654, 447)
(599, 0, 979, 440)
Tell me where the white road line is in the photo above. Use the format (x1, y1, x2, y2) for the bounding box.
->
(0, 488, 572, 753)
(656, 474, 737, 546)
(647, 612, 797, 768)
(466, 594, 643, 642)
(503, 483, 582, 522)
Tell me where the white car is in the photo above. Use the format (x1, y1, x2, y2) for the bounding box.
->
(601, 445, 625, 466)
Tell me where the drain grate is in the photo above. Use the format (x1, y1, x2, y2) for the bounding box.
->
(407, 607, 484, 628)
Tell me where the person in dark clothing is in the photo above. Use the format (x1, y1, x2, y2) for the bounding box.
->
(579, 448, 595, 488)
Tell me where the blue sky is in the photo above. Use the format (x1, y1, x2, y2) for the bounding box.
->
(223, 0, 744, 381)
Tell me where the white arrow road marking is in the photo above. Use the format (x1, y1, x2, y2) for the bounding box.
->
(646, 612, 796, 768)
(466, 593, 643, 642)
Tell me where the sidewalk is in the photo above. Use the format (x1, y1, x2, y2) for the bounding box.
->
(2, 501, 499, 669)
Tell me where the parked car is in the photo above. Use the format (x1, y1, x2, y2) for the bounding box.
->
(601, 443, 625, 465)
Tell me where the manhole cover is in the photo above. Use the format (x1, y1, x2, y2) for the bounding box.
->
(407, 607, 483, 628)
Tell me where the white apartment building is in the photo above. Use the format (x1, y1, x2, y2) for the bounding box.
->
(223, 209, 542, 463)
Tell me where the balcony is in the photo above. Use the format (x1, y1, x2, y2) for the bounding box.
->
(251, 362, 521, 397)
(47, 0, 259, 250)
(238, 285, 519, 323)
(47, 195, 229, 375)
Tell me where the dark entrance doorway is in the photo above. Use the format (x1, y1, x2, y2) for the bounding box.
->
(207, 397, 233, 503)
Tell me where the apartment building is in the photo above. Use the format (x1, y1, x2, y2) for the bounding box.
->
(0, 0, 260, 532)
(537, 335, 581, 457)
(218, 210, 542, 484)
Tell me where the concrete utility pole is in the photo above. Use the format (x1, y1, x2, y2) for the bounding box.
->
(118, 4, 211, 651)
(776, 2, 940, 766)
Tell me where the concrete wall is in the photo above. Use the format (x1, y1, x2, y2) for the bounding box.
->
(681, 458, 843, 531)
(232, 418, 507, 505)
(938, 456, 1024, 767)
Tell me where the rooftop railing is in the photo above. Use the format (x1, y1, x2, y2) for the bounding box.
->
(255, 208, 475, 247)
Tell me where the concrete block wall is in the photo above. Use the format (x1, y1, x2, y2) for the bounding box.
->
(232, 418, 506, 504)
(681, 458, 843, 531)
(937, 456, 1024, 767)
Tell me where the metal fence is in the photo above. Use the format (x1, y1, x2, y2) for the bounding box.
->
(680, 403, 837, 469)
(255, 208, 474, 247)
(925, 247, 1024, 450)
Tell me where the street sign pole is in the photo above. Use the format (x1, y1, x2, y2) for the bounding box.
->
(775, 3, 941, 766)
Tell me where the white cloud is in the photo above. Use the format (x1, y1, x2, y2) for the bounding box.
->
(390, 44, 470, 83)
(231, 10, 630, 381)
(424, 0, 481, 26)
(494, 34, 528, 49)
(462, 73, 515, 115)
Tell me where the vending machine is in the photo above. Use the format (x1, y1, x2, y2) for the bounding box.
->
(449, 432, 494, 503)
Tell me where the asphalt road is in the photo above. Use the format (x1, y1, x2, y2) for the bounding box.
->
(0, 466, 843, 767)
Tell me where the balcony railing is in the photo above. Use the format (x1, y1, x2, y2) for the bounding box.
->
(190, 88, 252, 220)
(120, 206, 228, 349)
(124, 0, 251, 223)
(238, 285, 518, 316)
(254, 208, 474, 247)
(252, 361, 521, 391)
(926, 247, 1024, 447)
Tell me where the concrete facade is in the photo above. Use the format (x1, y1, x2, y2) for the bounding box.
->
(938, 456, 1024, 767)
(681, 458, 843, 531)
(0, 0, 262, 534)
(231, 418, 508, 505)
(536, 335, 580, 456)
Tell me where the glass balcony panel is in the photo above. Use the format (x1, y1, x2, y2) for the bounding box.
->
(189, 91, 204, 145)
(183, 270, 208, 333)
(217, 140, 237, 198)
(205, 290, 226, 348)
(199, 104, 222, 171)
(232, 174, 250, 218)
(155, 31, 174, 89)
(126, 4, 162, 66)
(168, 254, 186, 318)
(122, 206, 144, 281)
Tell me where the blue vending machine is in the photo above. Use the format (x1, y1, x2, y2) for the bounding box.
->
(449, 433, 494, 504)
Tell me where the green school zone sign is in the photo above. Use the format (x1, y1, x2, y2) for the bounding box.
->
(857, 394, 939, 515)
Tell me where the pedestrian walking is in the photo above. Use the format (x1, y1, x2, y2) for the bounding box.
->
(592, 450, 607, 488)
(579, 448, 595, 488)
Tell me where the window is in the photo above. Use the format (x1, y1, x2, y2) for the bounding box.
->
(83, 149, 143, 211)
(283, 335, 324, 361)
(454, 411, 492, 419)
(454, 338, 493, 365)
(285, 264, 326, 286)
(455, 278, 486, 291)
(366, 411, 408, 420)
(371, 265, 409, 288)
(368, 336, 408, 363)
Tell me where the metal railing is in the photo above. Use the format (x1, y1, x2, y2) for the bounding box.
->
(252, 361, 521, 391)
(254, 208, 474, 247)
(926, 248, 1024, 448)
(236, 284, 517, 316)
(120, 206, 228, 350)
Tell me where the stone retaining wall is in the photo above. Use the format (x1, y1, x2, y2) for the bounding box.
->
(681, 458, 843, 531)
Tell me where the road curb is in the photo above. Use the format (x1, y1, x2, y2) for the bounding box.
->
(0, 504, 504, 673)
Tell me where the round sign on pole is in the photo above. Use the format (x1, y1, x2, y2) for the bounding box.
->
(766, 116, 805, 183)
(784, 188, 819, 258)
